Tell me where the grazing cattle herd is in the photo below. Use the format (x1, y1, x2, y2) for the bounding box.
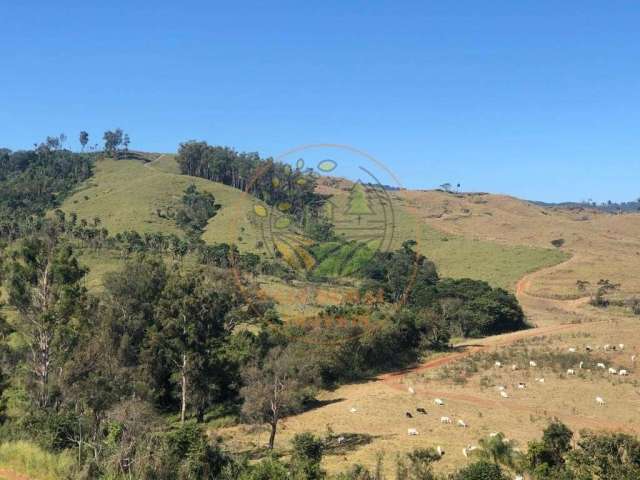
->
(395, 341, 633, 442)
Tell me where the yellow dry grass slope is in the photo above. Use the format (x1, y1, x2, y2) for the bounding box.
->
(397, 190, 640, 298)
(320, 184, 568, 290)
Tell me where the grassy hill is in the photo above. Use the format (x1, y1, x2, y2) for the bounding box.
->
(321, 183, 568, 290)
(58, 156, 577, 292)
(396, 189, 640, 298)
(60, 157, 263, 250)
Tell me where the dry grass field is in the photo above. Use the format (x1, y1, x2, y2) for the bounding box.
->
(397, 190, 640, 298)
(216, 193, 640, 476)
(219, 279, 640, 476)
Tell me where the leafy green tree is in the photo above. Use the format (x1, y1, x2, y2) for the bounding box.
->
(102, 255, 168, 368)
(79, 131, 89, 151)
(395, 447, 441, 480)
(290, 432, 325, 479)
(450, 461, 508, 480)
(175, 185, 220, 237)
(566, 431, 640, 479)
(146, 272, 233, 423)
(103, 128, 124, 156)
(472, 433, 521, 471)
(6, 234, 88, 407)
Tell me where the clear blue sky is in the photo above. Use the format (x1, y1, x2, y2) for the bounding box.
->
(2, 1, 639, 203)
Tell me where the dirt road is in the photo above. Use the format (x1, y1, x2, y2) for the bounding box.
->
(378, 255, 634, 433)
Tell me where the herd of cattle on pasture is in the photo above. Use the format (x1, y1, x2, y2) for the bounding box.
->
(346, 341, 635, 463)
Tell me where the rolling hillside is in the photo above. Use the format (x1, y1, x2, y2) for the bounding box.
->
(319, 181, 568, 290)
(396, 189, 640, 298)
(60, 157, 263, 250)
(59, 155, 575, 292)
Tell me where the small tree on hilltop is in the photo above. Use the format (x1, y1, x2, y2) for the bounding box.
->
(103, 128, 124, 157)
(79, 131, 89, 152)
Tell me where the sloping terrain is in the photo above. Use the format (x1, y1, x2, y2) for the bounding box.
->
(62, 157, 571, 293)
(60, 158, 262, 250)
(320, 182, 568, 290)
(220, 257, 640, 476)
(396, 190, 640, 298)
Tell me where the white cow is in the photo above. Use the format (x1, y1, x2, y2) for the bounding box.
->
(529, 360, 537, 367)
(536, 378, 545, 383)
(596, 396, 606, 406)
(457, 419, 468, 428)
(619, 369, 629, 376)
(349, 407, 358, 413)
(608, 367, 618, 375)
(567, 369, 576, 375)
(568, 347, 576, 353)
(462, 445, 478, 458)
(495, 361, 502, 368)
(597, 363, 606, 369)
(407, 428, 418, 436)
(512, 364, 518, 371)
(579, 361, 584, 369)
(619, 344, 625, 350)
(517, 382, 527, 389)
(604, 344, 611, 351)
(440, 416, 452, 424)
(437, 446, 445, 457)
(434, 398, 445, 406)
(408, 386, 415, 394)
(500, 391, 509, 398)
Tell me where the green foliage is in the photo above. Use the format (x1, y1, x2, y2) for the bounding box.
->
(566, 431, 640, 479)
(359, 242, 526, 338)
(144, 270, 234, 421)
(395, 447, 441, 479)
(165, 423, 229, 480)
(6, 230, 88, 408)
(360, 240, 439, 304)
(472, 432, 521, 471)
(290, 432, 325, 479)
(176, 141, 324, 220)
(103, 128, 126, 156)
(0, 147, 93, 239)
(450, 461, 508, 480)
(175, 184, 220, 238)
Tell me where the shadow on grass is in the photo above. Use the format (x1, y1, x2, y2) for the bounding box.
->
(302, 397, 347, 413)
(323, 432, 377, 455)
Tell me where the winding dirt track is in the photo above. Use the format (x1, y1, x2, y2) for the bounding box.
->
(378, 255, 633, 432)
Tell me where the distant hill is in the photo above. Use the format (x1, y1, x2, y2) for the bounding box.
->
(532, 199, 640, 213)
